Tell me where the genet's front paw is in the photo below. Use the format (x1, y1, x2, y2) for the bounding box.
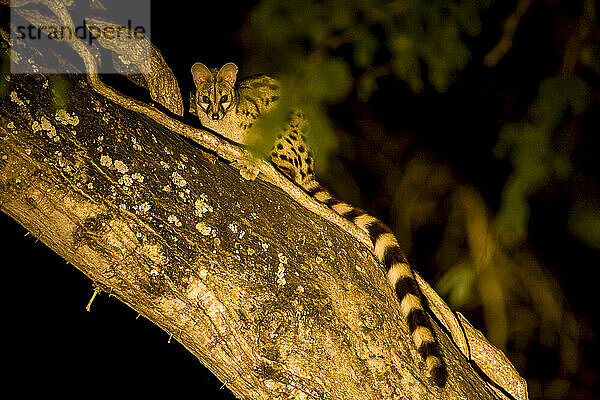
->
(232, 157, 261, 181)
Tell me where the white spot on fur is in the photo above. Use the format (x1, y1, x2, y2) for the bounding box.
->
(32, 116, 57, 140)
(118, 174, 133, 187)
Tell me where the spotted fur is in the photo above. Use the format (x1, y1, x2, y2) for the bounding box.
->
(191, 63, 447, 387)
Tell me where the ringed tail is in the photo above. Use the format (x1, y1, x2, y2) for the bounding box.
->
(303, 178, 447, 387)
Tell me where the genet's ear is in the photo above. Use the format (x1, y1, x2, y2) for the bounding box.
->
(191, 63, 213, 87)
(216, 62, 238, 87)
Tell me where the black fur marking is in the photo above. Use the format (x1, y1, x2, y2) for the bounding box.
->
(366, 221, 390, 243)
(307, 184, 325, 195)
(298, 145, 305, 153)
(289, 134, 297, 140)
(384, 246, 408, 267)
(406, 309, 430, 333)
(432, 365, 448, 387)
(417, 341, 440, 360)
(277, 144, 283, 150)
(278, 165, 293, 175)
(243, 95, 261, 113)
(395, 277, 420, 301)
(279, 154, 288, 161)
(343, 208, 365, 221)
(325, 198, 341, 207)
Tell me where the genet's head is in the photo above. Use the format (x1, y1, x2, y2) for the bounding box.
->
(191, 62, 237, 121)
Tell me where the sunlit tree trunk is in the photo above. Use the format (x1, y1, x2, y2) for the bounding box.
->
(0, 64, 520, 399)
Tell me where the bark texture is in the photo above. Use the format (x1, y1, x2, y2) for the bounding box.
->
(0, 71, 514, 399)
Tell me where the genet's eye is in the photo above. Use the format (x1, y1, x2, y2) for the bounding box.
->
(201, 96, 210, 103)
(220, 95, 228, 103)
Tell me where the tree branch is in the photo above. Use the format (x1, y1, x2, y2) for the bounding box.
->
(0, 70, 520, 399)
(1, 2, 528, 396)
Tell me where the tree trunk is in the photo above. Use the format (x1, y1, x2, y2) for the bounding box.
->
(0, 69, 511, 400)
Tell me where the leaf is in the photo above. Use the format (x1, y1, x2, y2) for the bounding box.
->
(353, 31, 378, 69)
(357, 73, 377, 101)
(305, 57, 352, 104)
(496, 176, 531, 245)
(437, 261, 476, 307)
(568, 204, 600, 249)
(50, 76, 71, 108)
(392, 55, 423, 93)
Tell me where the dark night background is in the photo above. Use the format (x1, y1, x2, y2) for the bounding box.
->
(2, 0, 599, 399)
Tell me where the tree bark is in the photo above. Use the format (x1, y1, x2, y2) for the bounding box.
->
(0, 68, 512, 400)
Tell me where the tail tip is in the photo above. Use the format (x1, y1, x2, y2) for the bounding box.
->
(431, 363, 447, 387)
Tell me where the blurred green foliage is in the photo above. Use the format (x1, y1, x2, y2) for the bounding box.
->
(0, 52, 9, 97)
(240, 0, 598, 397)
(494, 76, 589, 245)
(243, 0, 491, 162)
(569, 203, 600, 249)
(436, 260, 476, 307)
(49, 75, 70, 109)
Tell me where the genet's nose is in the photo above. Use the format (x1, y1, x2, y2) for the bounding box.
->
(211, 113, 219, 120)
